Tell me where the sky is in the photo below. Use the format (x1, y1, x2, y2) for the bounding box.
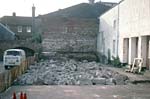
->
(0, 0, 121, 17)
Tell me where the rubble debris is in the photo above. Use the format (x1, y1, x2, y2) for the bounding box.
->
(14, 58, 129, 85)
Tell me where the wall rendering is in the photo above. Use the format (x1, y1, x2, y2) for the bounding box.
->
(98, 0, 150, 69)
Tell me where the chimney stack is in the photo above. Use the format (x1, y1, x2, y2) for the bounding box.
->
(32, 4, 35, 34)
(89, 0, 95, 4)
(13, 12, 16, 17)
(32, 4, 35, 18)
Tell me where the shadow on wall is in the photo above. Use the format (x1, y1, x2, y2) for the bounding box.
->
(97, 49, 121, 67)
(97, 16, 120, 65)
(57, 52, 99, 62)
(0, 47, 35, 61)
(96, 48, 111, 64)
(13, 47, 35, 57)
(107, 49, 111, 64)
(97, 52, 108, 64)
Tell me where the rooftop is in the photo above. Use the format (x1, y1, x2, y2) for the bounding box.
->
(0, 23, 15, 40)
(0, 16, 32, 25)
(42, 2, 114, 19)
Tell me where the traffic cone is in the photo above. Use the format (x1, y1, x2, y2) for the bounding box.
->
(20, 92, 23, 99)
(12, 92, 16, 99)
(23, 93, 27, 99)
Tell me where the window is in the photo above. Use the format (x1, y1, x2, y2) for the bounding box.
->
(26, 26, 31, 33)
(113, 20, 116, 29)
(6, 51, 20, 56)
(65, 27, 68, 33)
(17, 26, 22, 32)
(113, 40, 116, 54)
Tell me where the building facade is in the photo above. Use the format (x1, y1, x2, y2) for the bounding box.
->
(0, 5, 41, 41)
(98, 0, 150, 69)
(0, 5, 42, 60)
(97, 4, 119, 63)
(0, 15, 33, 40)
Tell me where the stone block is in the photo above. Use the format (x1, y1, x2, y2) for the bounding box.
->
(92, 78, 106, 85)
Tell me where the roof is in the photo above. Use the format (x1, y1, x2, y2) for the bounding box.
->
(5, 49, 24, 52)
(42, 3, 113, 19)
(0, 16, 32, 25)
(0, 23, 15, 40)
(98, 1, 118, 5)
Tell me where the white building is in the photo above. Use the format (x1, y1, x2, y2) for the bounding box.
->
(97, 0, 150, 69)
(97, 2, 120, 63)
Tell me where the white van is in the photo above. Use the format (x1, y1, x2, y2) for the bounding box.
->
(3, 49, 26, 69)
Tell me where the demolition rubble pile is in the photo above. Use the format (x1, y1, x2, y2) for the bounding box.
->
(14, 59, 129, 85)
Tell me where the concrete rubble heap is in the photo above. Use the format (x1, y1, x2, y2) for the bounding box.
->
(14, 58, 129, 85)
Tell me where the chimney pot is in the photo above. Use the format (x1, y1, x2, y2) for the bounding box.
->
(13, 12, 16, 16)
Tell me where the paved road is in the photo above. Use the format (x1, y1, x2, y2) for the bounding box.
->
(107, 67, 150, 82)
(0, 61, 5, 73)
(1, 85, 150, 99)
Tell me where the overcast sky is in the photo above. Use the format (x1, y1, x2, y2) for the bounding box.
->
(0, 0, 121, 17)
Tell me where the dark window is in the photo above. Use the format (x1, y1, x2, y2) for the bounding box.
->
(113, 20, 116, 29)
(6, 51, 20, 56)
(113, 40, 116, 54)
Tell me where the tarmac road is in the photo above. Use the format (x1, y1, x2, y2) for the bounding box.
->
(0, 61, 5, 73)
(1, 84, 150, 99)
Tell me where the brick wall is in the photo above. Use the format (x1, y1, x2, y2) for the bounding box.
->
(41, 17, 98, 52)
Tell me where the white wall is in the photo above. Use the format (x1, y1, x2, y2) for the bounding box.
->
(97, 5, 119, 59)
(119, 0, 150, 37)
(119, 0, 150, 63)
(98, 0, 150, 66)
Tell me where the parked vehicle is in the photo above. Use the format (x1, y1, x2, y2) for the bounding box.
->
(3, 49, 26, 69)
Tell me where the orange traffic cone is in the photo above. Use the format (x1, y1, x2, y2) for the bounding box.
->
(12, 92, 16, 99)
(23, 93, 27, 99)
(20, 92, 23, 99)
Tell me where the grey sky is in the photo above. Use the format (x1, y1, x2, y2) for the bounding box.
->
(0, 0, 121, 17)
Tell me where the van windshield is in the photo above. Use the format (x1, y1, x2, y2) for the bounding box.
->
(6, 51, 20, 56)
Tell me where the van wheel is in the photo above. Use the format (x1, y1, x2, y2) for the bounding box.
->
(4, 66, 9, 70)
